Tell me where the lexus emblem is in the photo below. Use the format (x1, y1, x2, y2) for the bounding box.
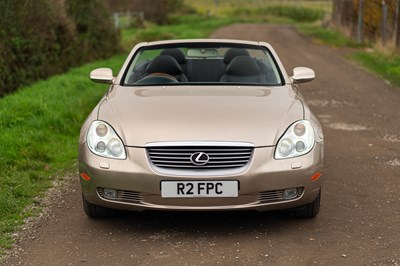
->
(190, 152, 210, 166)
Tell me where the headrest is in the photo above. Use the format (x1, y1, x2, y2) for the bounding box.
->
(146, 55, 182, 76)
(160, 48, 186, 64)
(224, 48, 250, 64)
(226, 56, 261, 76)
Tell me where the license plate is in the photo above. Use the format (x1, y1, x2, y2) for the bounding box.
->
(161, 181, 238, 198)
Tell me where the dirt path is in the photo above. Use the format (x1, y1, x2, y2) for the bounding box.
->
(4, 24, 400, 266)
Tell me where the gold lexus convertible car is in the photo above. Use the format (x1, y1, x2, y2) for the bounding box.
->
(79, 39, 324, 218)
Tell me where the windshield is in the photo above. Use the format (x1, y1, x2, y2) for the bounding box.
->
(122, 43, 283, 86)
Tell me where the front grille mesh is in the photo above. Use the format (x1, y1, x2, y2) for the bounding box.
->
(97, 188, 143, 203)
(147, 146, 253, 171)
(257, 187, 304, 203)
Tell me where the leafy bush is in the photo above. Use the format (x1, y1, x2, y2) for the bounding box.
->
(0, 0, 120, 96)
(68, 0, 120, 61)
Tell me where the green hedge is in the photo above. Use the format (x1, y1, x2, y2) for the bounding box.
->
(0, 0, 120, 96)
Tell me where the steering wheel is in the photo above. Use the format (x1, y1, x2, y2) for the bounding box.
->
(144, 72, 178, 81)
(135, 72, 179, 85)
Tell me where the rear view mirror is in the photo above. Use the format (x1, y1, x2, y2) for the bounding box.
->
(187, 48, 219, 58)
(90, 68, 114, 84)
(291, 67, 315, 84)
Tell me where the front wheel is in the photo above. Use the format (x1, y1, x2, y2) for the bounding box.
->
(82, 194, 115, 218)
(287, 189, 321, 218)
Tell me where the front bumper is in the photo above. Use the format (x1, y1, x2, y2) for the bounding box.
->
(79, 143, 323, 212)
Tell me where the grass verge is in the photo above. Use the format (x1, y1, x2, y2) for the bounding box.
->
(297, 23, 363, 48)
(296, 24, 400, 86)
(185, 0, 331, 16)
(0, 54, 126, 252)
(349, 51, 400, 87)
(227, 5, 325, 23)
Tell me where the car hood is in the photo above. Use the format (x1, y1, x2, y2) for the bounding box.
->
(97, 85, 304, 147)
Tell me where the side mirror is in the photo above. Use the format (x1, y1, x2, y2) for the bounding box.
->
(90, 68, 114, 84)
(291, 67, 315, 84)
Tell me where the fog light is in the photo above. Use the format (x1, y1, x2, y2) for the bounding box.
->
(283, 188, 298, 200)
(104, 188, 117, 200)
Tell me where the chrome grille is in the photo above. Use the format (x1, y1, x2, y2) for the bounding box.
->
(258, 187, 304, 203)
(147, 145, 253, 171)
(97, 188, 143, 203)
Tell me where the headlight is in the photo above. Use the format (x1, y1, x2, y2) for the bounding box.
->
(87, 121, 126, 159)
(275, 120, 315, 159)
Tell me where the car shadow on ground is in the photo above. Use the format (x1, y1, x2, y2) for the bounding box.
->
(85, 210, 320, 237)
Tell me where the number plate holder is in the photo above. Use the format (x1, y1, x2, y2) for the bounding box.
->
(161, 181, 239, 198)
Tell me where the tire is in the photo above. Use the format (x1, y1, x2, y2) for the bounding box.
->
(82, 194, 115, 218)
(287, 189, 321, 218)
